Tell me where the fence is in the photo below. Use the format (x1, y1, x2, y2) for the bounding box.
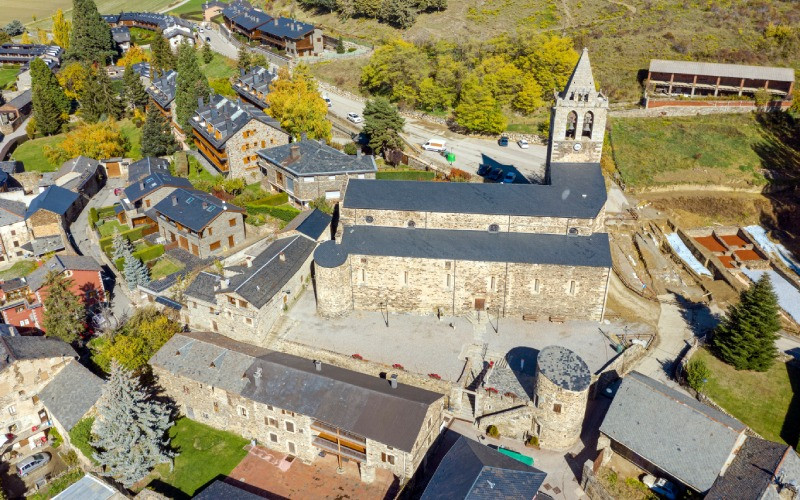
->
(218, 24, 291, 68)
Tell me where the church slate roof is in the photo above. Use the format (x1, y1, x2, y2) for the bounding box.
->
(280, 208, 331, 241)
(184, 271, 222, 304)
(706, 437, 794, 500)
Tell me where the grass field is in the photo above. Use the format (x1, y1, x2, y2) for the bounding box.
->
(169, 0, 209, 16)
(200, 52, 238, 80)
(150, 257, 184, 280)
(6, 0, 183, 28)
(146, 417, 249, 498)
(0, 65, 20, 89)
(97, 220, 130, 237)
(693, 348, 800, 449)
(608, 113, 768, 189)
(0, 260, 38, 281)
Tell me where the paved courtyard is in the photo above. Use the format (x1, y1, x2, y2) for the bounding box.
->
(276, 291, 653, 381)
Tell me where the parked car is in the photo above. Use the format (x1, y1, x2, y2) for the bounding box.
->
(477, 164, 491, 176)
(322, 95, 332, 107)
(498, 136, 509, 147)
(422, 138, 447, 152)
(205, 37, 211, 43)
(502, 172, 516, 184)
(347, 112, 363, 123)
(517, 139, 529, 149)
(642, 474, 678, 500)
(489, 168, 504, 181)
(16, 453, 50, 477)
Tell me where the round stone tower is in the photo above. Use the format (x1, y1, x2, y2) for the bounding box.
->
(533, 345, 591, 450)
(313, 240, 352, 318)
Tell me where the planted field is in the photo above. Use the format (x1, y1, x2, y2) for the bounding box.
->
(609, 113, 768, 189)
(5, 0, 182, 27)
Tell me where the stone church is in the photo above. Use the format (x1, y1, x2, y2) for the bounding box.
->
(314, 49, 612, 322)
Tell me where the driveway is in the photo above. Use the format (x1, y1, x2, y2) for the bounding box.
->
(1, 447, 66, 499)
(201, 26, 238, 60)
(325, 91, 547, 182)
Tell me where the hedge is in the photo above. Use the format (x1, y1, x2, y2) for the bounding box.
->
(115, 244, 165, 270)
(88, 207, 99, 227)
(99, 225, 151, 252)
(248, 192, 288, 207)
(246, 204, 299, 222)
(68, 417, 97, 465)
(376, 170, 436, 181)
(96, 205, 117, 219)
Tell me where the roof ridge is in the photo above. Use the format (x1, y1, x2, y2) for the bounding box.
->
(234, 235, 300, 293)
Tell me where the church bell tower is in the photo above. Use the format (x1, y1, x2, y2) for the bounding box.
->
(547, 48, 608, 164)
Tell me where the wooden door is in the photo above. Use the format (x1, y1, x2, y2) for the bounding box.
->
(191, 244, 199, 256)
(179, 236, 188, 250)
(228, 235, 234, 248)
(474, 298, 485, 310)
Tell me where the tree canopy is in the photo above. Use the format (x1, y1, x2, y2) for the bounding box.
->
(141, 106, 178, 157)
(362, 97, 404, 154)
(45, 120, 128, 164)
(42, 271, 85, 344)
(79, 67, 123, 122)
(30, 58, 70, 136)
(453, 76, 507, 134)
(122, 64, 150, 112)
(266, 66, 331, 141)
(175, 42, 209, 134)
(52, 9, 72, 49)
(66, 0, 114, 65)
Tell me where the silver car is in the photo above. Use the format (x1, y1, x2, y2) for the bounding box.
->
(16, 452, 50, 477)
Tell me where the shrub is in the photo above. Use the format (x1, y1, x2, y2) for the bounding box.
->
(309, 196, 334, 215)
(25, 117, 37, 139)
(376, 170, 436, 181)
(49, 426, 63, 448)
(245, 204, 300, 222)
(343, 142, 358, 155)
(348, 47, 357, 52)
(88, 207, 99, 227)
(99, 225, 150, 252)
(60, 449, 79, 467)
(68, 417, 97, 464)
(115, 245, 165, 270)
(686, 358, 711, 392)
(96, 205, 117, 219)
(248, 192, 289, 206)
(449, 167, 471, 182)
(527, 435, 539, 447)
(487, 425, 499, 438)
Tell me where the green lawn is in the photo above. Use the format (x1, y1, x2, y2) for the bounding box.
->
(146, 417, 249, 498)
(97, 220, 130, 237)
(0, 260, 38, 280)
(0, 65, 19, 89)
(609, 113, 768, 189)
(186, 156, 217, 185)
(693, 348, 800, 448)
(200, 52, 237, 80)
(169, 0, 213, 15)
(121, 119, 144, 161)
(150, 257, 184, 281)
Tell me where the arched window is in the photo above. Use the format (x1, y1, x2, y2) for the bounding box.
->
(566, 111, 578, 140)
(488, 224, 500, 233)
(582, 111, 594, 138)
(365, 215, 374, 223)
(407, 220, 416, 228)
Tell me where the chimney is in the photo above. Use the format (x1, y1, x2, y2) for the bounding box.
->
(202, 201, 208, 209)
(314, 360, 321, 371)
(289, 144, 300, 161)
(240, 67, 245, 76)
(197, 96, 204, 108)
(171, 195, 177, 206)
(390, 374, 398, 389)
(300, 131, 307, 141)
(274, 18, 279, 26)
(279, 252, 285, 262)
(139, 181, 144, 189)
(356, 149, 362, 159)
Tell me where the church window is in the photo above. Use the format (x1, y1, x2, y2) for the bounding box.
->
(365, 215, 374, 223)
(404, 271, 409, 285)
(407, 220, 416, 228)
(569, 280, 577, 295)
(568, 227, 579, 236)
(490, 276, 496, 291)
(532, 279, 540, 294)
(553, 403, 562, 413)
(446, 274, 452, 288)
(582, 111, 594, 138)
(488, 223, 500, 233)
(566, 111, 578, 140)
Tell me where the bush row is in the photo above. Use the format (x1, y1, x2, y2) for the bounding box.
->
(376, 170, 436, 181)
(114, 244, 165, 270)
(246, 204, 299, 222)
(247, 192, 289, 207)
(99, 224, 152, 252)
(96, 205, 117, 219)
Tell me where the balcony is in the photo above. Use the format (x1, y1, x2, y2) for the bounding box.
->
(312, 436, 366, 462)
(311, 420, 366, 445)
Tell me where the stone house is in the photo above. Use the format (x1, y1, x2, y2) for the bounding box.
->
(192, 94, 289, 182)
(234, 65, 276, 109)
(127, 156, 170, 183)
(49, 156, 106, 209)
(201, 0, 228, 22)
(24, 185, 80, 252)
(221, 2, 323, 57)
(153, 188, 246, 258)
(0, 90, 32, 135)
(257, 140, 377, 207)
(120, 171, 193, 227)
(0, 199, 33, 264)
(182, 209, 330, 341)
(111, 26, 131, 53)
(146, 70, 178, 130)
(0, 336, 77, 459)
(313, 49, 611, 322)
(150, 331, 446, 483)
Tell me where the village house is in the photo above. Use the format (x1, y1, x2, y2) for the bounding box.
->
(150, 331, 446, 483)
(0, 199, 32, 264)
(110, 26, 131, 53)
(258, 140, 377, 207)
(0, 44, 63, 67)
(24, 185, 80, 252)
(153, 188, 246, 258)
(191, 93, 289, 182)
(234, 65, 276, 109)
(127, 156, 170, 183)
(102, 12, 194, 51)
(146, 70, 178, 130)
(119, 171, 193, 227)
(182, 209, 330, 340)
(0, 336, 79, 459)
(201, 0, 230, 22)
(221, 1, 323, 57)
(0, 90, 32, 135)
(46, 156, 106, 209)
(0, 161, 24, 191)
(0, 255, 105, 331)
(313, 49, 610, 322)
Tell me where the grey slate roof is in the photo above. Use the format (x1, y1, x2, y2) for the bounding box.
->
(184, 271, 222, 304)
(0, 336, 76, 373)
(536, 345, 591, 392)
(191, 93, 283, 149)
(3, 89, 32, 110)
(23, 235, 65, 256)
(343, 163, 606, 219)
(234, 65, 275, 108)
(151, 331, 443, 452)
(228, 8, 272, 31)
(280, 208, 331, 241)
(421, 433, 547, 499)
(110, 26, 131, 44)
(54, 156, 101, 193)
(0, 198, 26, 225)
(123, 172, 193, 203)
(26, 255, 102, 292)
(314, 225, 612, 269)
(706, 437, 792, 500)
(257, 17, 315, 40)
(257, 139, 377, 177)
(0, 324, 18, 337)
(649, 59, 795, 82)
(194, 480, 263, 500)
(114, 12, 192, 30)
(128, 157, 170, 182)
(0, 44, 63, 65)
(600, 372, 747, 492)
(25, 185, 79, 219)
(0, 161, 23, 174)
(39, 361, 104, 430)
(51, 474, 118, 500)
(221, 234, 316, 308)
(153, 188, 244, 233)
(146, 70, 178, 110)
(1, 278, 27, 292)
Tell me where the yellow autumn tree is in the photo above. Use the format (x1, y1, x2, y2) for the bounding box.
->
(44, 120, 129, 165)
(266, 65, 331, 141)
(53, 9, 72, 50)
(37, 28, 49, 45)
(117, 45, 149, 67)
(57, 62, 90, 100)
(20, 32, 32, 44)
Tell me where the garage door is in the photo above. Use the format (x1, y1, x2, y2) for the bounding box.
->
(325, 190, 340, 200)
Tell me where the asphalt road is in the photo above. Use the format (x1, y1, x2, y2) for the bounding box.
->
(201, 25, 239, 60)
(324, 91, 548, 182)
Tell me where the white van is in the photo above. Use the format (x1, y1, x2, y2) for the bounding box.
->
(423, 138, 447, 152)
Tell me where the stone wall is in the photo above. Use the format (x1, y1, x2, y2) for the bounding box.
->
(316, 253, 610, 321)
(139, 186, 182, 212)
(475, 404, 533, 440)
(260, 160, 376, 207)
(226, 119, 290, 183)
(531, 364, 589, 450)
(158, 210, 245, 259)
(0, 220, 32, 263)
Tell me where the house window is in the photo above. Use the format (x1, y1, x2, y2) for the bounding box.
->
(568, 280, 576, 295)
(270, 433, 278, 443)
(446, 274, 451, 288)
(281, 410, 295, 417)
(553, 403, 562, 414)
(238, 300, 247, 308)
(381, 453, 395, 464)
(285, 421, 295, 433)
(365, 216, 374, 223)
(328, 175, 336, 181)
(228, 297, 236, 305)
(359, 269, 366, 283)
(183, 386, 190, 394)
(444, 261, 451, 270)
(407, 220, 416, 228)
(246, 318, 252, 325)
(303, 177, 314, 183)
(533, 279, 540, 294)
(208, 227, 213, 236)
(12, 241, 18, 247)
(239, 406, 249, 418)
(488, 224, 500, 233)
(267, 417, 278, 427)
(288, 441, 296, 455)
(267, 405, 274, 411)
(533, 394, 538, 407)
(229, 218, 236, 227)
(490, 276, 496, 291)
(7, 405, 16, 415)
(213, 402, 219, 412)
(210, 241, 221, 251)
(10, 230, 14, 236)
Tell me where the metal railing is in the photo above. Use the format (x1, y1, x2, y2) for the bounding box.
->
(312, 436, 366, 462)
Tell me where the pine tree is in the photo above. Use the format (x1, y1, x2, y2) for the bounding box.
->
(335, 37, 345, 54)
(42, 271, 85, 344)
(141, 107, 178, 157)
(175, 42, 209, 134)
(713, 274, 781, 372)
(123, 252, 149, 289)
(363, 97, 404, 154)
(201, 42, 213, 64)
(122, 64, 150, 111)
(454, 76, 507, 134)
(151, 35, 175, 75)
(237, 44, 251, 72)
(4, 20, 25, 36)
(66, 0, 114, 65)
(79, 68, 123, 122)
(92, 361, 175, 487)
(111, 231, 133, 261)
(52, 9, 71, 49)
(30, 58, 70, 136)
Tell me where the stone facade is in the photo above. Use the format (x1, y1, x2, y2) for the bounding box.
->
(315, 255, 610, 321)
(0, 220, 32, 264)
(26, 210, 65, 240)
(262, 168, 376, 208)
(531, 367, 589, 450)
(548, 48, 609, 164)
(158, 209, 245, 258)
